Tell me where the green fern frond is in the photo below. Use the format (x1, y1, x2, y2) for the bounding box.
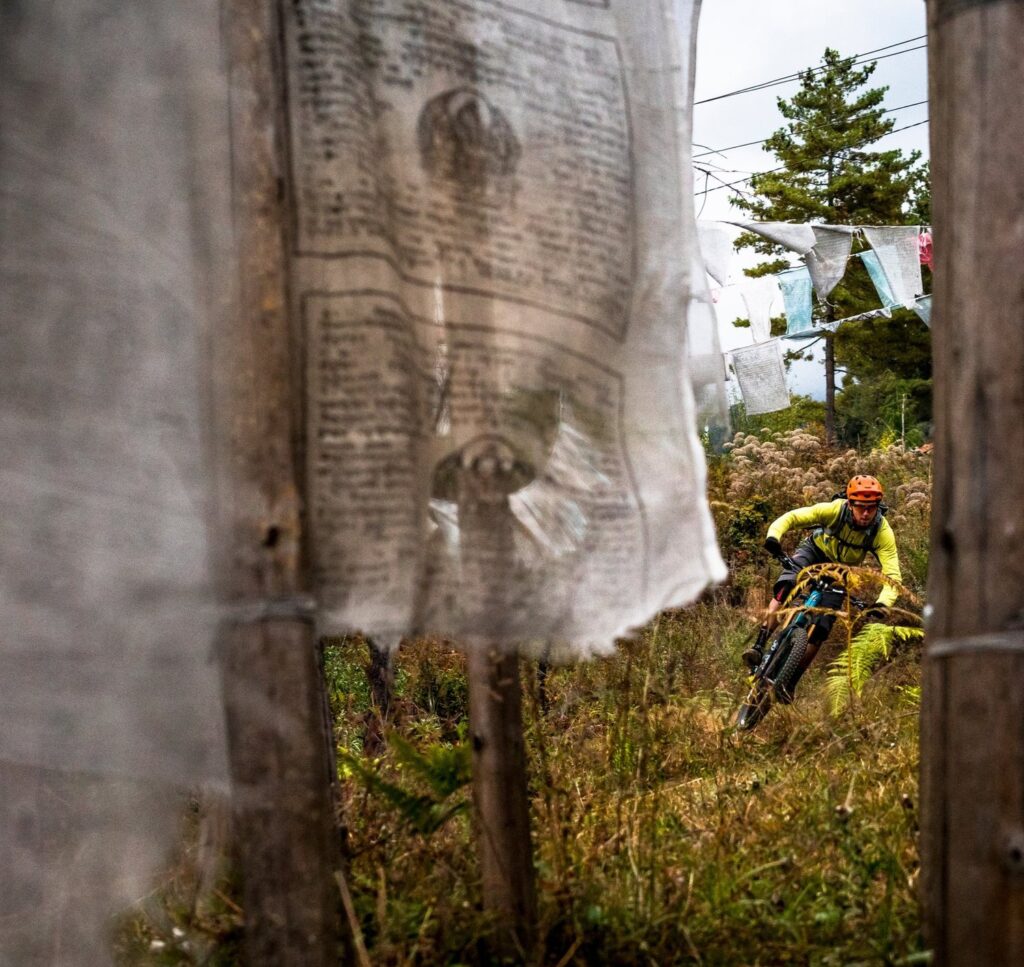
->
(824, 664, 854, 717)
(388, 732, 472, 800)
(339, 737, 471, 835)
(826, 624, 924, 716)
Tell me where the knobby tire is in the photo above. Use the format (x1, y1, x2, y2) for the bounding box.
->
(736, 625, 810, 730)
(774, 626, 808, 698)
(736, 685, 769, 731)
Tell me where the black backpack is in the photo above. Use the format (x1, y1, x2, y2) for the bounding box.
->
(821, 494, 888, 555)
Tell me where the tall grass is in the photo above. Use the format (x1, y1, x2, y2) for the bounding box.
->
(328, 612, 923, 965)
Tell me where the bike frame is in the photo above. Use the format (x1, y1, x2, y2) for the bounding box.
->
(739, 556, 870, 730)
(756, 560, 855, 682)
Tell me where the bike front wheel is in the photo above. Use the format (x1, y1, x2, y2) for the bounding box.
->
(773, 626, 808, 702)
(736, 683, 771, 731)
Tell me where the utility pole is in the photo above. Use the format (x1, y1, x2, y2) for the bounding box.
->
(921, 1, 1024, 963)
(216, 4, 342, 962)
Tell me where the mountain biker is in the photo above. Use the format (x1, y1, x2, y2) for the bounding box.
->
(741, 475, 902, 694)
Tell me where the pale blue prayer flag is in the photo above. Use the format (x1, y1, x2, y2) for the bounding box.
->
(914, 295, 932, 327)
(777, 266, 813, 336)
(860, 249, 897, 309)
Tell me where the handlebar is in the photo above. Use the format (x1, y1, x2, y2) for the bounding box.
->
(769, 547, 869, 611)
(770, 548, 798, 573)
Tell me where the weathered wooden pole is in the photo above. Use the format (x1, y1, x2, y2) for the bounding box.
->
(921, 1, 1024, 962)
(456, 442, 537, 957)
(468, 648, 536, 956)
(823, 329, 837, 446)
(216, 3, 341, 962)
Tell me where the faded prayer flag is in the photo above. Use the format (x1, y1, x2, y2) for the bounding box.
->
(730, 341, 791, 415)
(862, 226, 924, 310)
(286, 0, 725, 657)
(777, 265, 814, 336)
(860, 249, 898, 309)
(805, 226, 856, 301)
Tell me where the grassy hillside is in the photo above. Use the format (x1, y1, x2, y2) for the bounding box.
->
(118, 430, 931, 965)
(321, 613, 924, 965)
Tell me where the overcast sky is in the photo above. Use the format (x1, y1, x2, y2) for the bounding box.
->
(691, 0, 930, 396)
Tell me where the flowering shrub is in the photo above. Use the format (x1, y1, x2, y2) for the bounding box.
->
(709, 427, 932, 599)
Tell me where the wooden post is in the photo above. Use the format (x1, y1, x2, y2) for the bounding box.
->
(822, 298, 837, 446)
(455, 441, 537, 956)
(468, 648, 536, 957)
(921, 1, 1024, 962)
(824, 330, 836, 446)
(216, 3, 341, 963)
(363, 638, 394, 757)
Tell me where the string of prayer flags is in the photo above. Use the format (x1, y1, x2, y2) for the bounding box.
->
(861, 226, 924, 310)
(697, 221, 737, 287)
(806, 226, 856, 301)
(777, 265, 814, 336)
(860, 249, 897, 310)
(739, 275, 781, 343)
(730, 340, 790, 415)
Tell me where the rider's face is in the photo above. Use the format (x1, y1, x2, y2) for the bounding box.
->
(850, 501, 879, 528)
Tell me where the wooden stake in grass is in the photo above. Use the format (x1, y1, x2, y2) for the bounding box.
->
(468, 646, 536, 957)
(922, 1, 1024, 963)
(453, 438, 538, 957)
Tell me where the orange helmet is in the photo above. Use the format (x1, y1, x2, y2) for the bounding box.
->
(846, 474, 884, 504)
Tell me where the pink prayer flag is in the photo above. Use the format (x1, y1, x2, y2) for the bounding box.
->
(919, 230, 934, 270)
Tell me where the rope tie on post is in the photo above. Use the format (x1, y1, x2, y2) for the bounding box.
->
(927, 631, 1024, 659)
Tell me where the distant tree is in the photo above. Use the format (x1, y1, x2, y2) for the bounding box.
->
(730, 48, 931, 445)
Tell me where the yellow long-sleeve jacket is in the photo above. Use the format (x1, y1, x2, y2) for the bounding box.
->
(766, 499, 902, 607)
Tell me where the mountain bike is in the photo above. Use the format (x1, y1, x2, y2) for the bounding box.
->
(736, 552, 867, 732)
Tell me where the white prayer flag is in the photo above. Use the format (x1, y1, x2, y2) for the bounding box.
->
(285, 0, 724, 657)
(731, 341, 791, 415)
(697, 221, 737, 286)
(732, 220, 817, 255)
(805, 226, 856, 301)
(739, 275, 782, 343)
(861, 226, 924, 310)
(1, 3, 230, 963)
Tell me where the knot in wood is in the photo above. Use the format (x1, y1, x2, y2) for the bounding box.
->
(1003, 831, 1024, 876)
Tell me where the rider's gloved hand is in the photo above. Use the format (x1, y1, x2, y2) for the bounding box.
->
(864, 605, 888, 622)
(763, 536, 782, 558)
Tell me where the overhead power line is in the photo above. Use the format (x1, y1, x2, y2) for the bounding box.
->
(693, 100, 928, 159)
(692, 118, 930, 198)
(694, 36, 927, 106)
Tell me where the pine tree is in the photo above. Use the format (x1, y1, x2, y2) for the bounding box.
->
(730, 48, 930, 445)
